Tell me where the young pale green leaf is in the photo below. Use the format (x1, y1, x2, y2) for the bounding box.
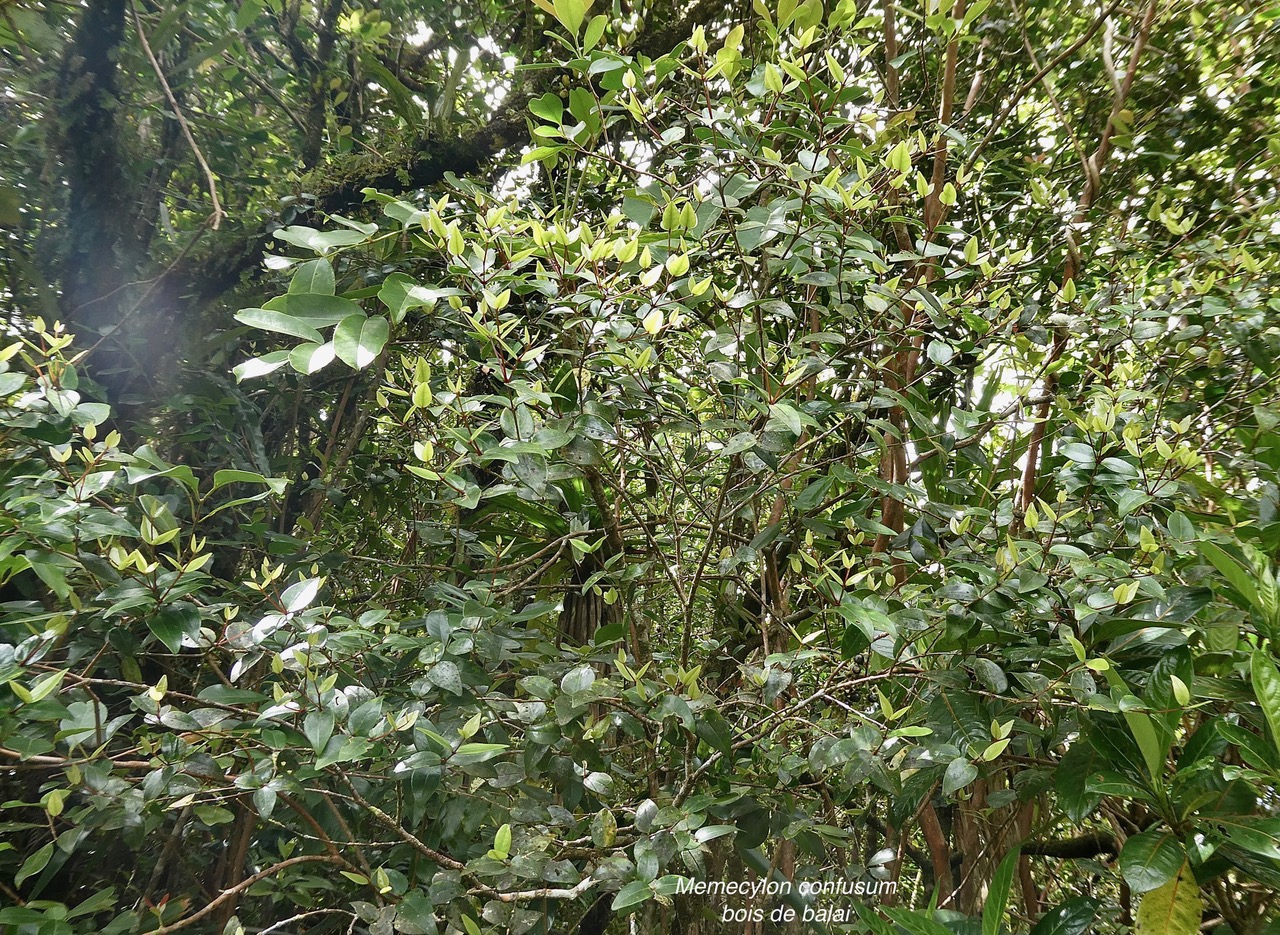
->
(583, 13, 606, 50)
(764, 63, 784, 94)
(1135, 863, 1201, 935)
(551, 0, 587, 34)
(19, 670, 65, 704)
(492, 823, 512, 859)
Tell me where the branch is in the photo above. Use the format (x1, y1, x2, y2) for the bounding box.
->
(131, 1, 224, 229)
(964, 0, 1125, 174)
(1023, 833, 1117, 859)
(174, 0, 720, 314)
(147, 855, 342, 935)
(304, 0, 718, 217)
(474, 876, 597, 903)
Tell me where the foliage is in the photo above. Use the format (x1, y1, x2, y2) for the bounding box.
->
(4, 0, 1280, 934)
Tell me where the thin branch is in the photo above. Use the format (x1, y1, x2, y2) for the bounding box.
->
(258, 910, 356, 935)
(147, 855, 342, 935)
(964, 0, 1126, 174)
(131, 1, 224, 229)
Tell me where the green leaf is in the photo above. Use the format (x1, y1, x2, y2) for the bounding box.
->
(289, 258, 336, 295)
(234, 307, 324, 343)
(1167, 511, 1196, 541)
(943, 757, 978, 794)
(264, 293, 364, 327)
(551, 0, 587, 34)
(1135, 863, 1201, 935)
(148, 604, 201, 653)
(561, 664, 596, 694)
(1215, 816, 1280, 859)
(0, 372, 26, 396)
(14, 841, 53, 887)
(612, 880, 651, 912)
(1102, 668, 1167, 780)
(492, 823, 512, 859)
(582, 13, 606, 50)
(1029, 897, 1099, 935)
(962, 0, 991, 30)
(274, 225, 369, 252)
(428, 660, 463, 695)
(304, 710, 335, 753)
(15, 670, 64, 704)
(1059, 442, 1095, 464)
(530, 93, 564, 123)
(211, 469, 288, 495)
(695, 708, 734, 755)
(452, 743, 507, 765)
(395, 892, 437, 935)
(68, 887, 119, 919)
(1199, 540, 1260, 610)
(1121, 828, 1185, 894)
(768, 401, 803, 435)
(333, 313, 390, 370)
(377, 274, 459, 324)
(233, 350, 291, 381)
(982, 847, 1020, 935)
(1251, 647, 1280, 749)
(592, 808, 618, 847)
(282, 578, 322, 612)
(881, 908, 953, 935)
(289, 341, 336, 374)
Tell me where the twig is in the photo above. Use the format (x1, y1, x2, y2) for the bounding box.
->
(131, 1, 224, 229)
(258, 909, 356, 935)
(964, 0, 1126, 174)
(147, 855, 342, 935)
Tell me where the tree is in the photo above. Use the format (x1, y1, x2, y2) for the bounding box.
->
(3, 1, 1280, 934)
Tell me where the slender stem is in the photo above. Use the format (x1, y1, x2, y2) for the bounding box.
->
(131, 2, 224, 229)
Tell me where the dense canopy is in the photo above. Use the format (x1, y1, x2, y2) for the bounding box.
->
(3, 1, 1280, 934)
